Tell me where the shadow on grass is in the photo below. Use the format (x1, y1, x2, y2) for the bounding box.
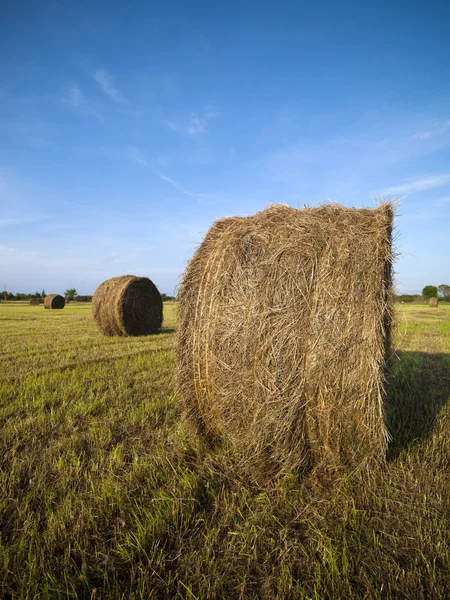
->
(385, 351, 450, 460)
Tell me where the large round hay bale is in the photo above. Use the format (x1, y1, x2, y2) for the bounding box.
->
(92, 275, 163, 336)
(429, 297, 438, 307)
(29, 298, 41, 306)
(178, 203, 394, 477)
(44, 294, 65, 309)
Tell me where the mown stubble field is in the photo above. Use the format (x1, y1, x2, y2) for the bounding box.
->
(0, 302, 449, 599)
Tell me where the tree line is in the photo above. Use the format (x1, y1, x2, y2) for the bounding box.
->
(396, 284, 450, 303)
(1, 289, 176, 302)
(6, 284, 446, 304)
(1, 288, 78, 301)
(2, 289, 47, 301)
(2, 287, 447, 303)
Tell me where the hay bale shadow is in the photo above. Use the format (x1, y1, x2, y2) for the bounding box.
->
(386, 351, 450, 460)
(159, 327, 175, 335)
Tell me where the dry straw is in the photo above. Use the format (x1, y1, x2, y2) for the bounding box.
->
(44, 294, 65, 309)
(29, 298, 41, 306)
(177, 202, 395, 477)
(429, 297, 438, 307)
(92, 275, 163, 336)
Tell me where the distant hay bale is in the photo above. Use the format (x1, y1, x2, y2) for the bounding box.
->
(92, 275, 163, 336)
(44, 294, 65, 309)
(178, 203, 394, 477)
(429, 297, 438, 307)
(29, 298, 40, 306)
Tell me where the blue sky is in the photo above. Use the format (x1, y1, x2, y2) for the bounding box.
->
(1, 0, 449, 295)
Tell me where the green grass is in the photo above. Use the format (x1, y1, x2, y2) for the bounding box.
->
(1, 302, 449, 599)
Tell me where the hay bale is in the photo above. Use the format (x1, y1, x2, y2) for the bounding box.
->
(429, 297, 438, 307)
(44, 294, 65, 309)
(29, 298, 40, 306)
(177, 203, 394, 476)
(92, 275, 163, 336)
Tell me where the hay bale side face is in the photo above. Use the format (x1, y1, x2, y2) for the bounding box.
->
(92, 275, 163, 336)
(44, 294, 65, 309)
(29, 298, 40, 306)
(429, 297, 438, 307)
(177, 203, 394, 476)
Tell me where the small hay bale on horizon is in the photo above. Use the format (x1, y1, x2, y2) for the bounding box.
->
(92, 275, 163, 336)
(29, 298, 41, 306)
(44, 294, 65, 309)
(177, 202, 395, 478)
(429, 297, 438, 307)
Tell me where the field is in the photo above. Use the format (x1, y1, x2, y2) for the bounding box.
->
(1, 302, 449, 599)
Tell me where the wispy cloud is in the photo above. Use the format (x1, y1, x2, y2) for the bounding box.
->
(101, 252, 128, 264)
(162, 120, 179, 131)
(378, 174, 450, 196)
(158, 173, 255, 209)
(66, 85, 83, 108)
(254, 106, 450, 202)
(162, 111, 219, 135)
(0, 244, 39, 262)
(186, 113, 211, 135)
(62, 84, 103, 120)
(0, 166, 33, 207)
(159, 173, 216, 202)
(159, 174, 205, 198)
(125, 147, 148, 166)
(94, 70, 127, 103)
(410, 119, 450, 140)
(433, 195, 450, 207)
(0, 167, 53, 226)
(0, 216, 48, 227)
(411, 131, 433, 140)
(157, 156, 171, 169)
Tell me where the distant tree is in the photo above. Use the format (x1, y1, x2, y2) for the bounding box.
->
(41, 289, 46, 299)
(73, 295, 92, 302)
(64, 288, 77, 301)
(15, 293, 30, 300)
(161, 293, 176, 302)
(33, 291, 41, 299)
(438, 284, 450, 302)
(422, 285, 438, 301)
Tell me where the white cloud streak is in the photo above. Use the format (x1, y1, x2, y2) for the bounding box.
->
(0, 217, 48, 227)
(94, 70, 127, 103)
(67, 85, 82, 108)
(62, 84, 103, 120)
(125, 147, 148, 166)
(158, 173, 255, 208)
(378, 174, 450, 196)
(186, 114, 207, 135)
(433, 195, 450, 207)
(159, 173, 225, 205)
(410, 119, 450, 140)
(162, 120, 179, 131)
(162, 111, 219, 135)
(159, 174, 207, 198)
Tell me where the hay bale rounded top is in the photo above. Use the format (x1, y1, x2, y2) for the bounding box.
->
(44, 294, 65, 309)
(92, 275, 163, 336)
(29, 298, 41, 306)
(177, 203, 394, 477)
